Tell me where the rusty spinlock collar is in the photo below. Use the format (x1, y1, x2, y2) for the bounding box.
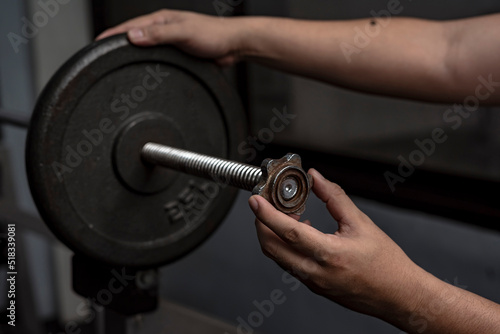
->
(252, 153, 313, 215)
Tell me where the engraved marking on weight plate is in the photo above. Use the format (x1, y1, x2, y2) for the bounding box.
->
(164, 180, 221, 225)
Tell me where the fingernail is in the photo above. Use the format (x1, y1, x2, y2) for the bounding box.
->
(249, 197, 259, 212)
(128, 28, 144, 40)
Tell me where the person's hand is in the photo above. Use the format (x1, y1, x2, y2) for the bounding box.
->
(248, 168, 431, 320)
(96, 9, 247, 66)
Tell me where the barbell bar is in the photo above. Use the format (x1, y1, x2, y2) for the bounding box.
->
(141, 142, 312, 215)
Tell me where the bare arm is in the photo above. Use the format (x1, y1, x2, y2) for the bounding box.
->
(98, 10, 500, 104)
(249, 169, 500, 333)
(242, 15, 500, 104)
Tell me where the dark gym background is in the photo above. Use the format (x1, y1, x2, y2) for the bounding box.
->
(1, 0, 499, 333)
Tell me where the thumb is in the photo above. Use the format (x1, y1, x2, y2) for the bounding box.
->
(308, 168, 363, 227)
(128, 24, 183, 46)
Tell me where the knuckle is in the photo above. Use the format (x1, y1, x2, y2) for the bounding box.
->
(293, 257, 319, 281)
(329, 253, 345, 268)
(256, 233, 276, 259)
(146, 26, 162, 41)
(282, 227, 300, 244)
(159, 9, 183, 21)
(329, 182, 346, 198)
(261, 243, 278, 260)
(339, 209, 363, 227)
(300, 267, 331, 292)
(320, 237, 344, 266)
(336, 215, 348, 226)
(260, 245, 272, 258)
(313, 277, 334, 291)
(150, 11, 166, 24)
(156, 9, 170, 18)
(314, 249, 331, 266)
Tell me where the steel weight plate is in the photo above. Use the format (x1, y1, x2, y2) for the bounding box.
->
(26, 34, 246, 268)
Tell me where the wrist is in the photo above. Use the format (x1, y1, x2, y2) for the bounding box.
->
(378, 264, 444, 331)
(230, 16, 274, 60)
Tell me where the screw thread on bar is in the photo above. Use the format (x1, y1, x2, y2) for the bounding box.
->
(141, 142, 262, 191)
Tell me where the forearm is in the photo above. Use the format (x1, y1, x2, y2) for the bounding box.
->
(383, 268, 500, 333)
(237, 15, 500, 104)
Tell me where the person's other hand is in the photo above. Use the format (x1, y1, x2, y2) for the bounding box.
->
(96, 10, 246, 66)
(249, 168, 430, 319)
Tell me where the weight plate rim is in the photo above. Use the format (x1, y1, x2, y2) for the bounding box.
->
(26, 34, 246, 268)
